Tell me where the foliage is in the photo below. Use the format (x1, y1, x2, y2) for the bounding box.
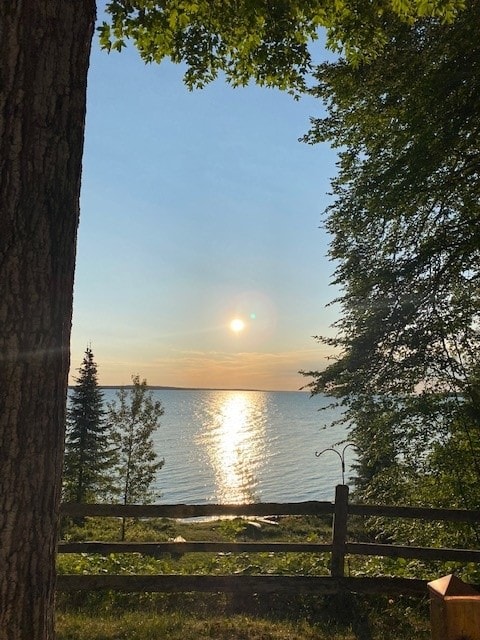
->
(304, 4, 480, 401)
(57, 515, 333, 583)
(57, 513, 480, 585)
(99, 0, 466, 93)
(61, 513, 332, 544)
(56, 517, 434, 639)
(107, 376, 165, 538)
(63, 348, 114, 504)
(302, 2, 480, 529)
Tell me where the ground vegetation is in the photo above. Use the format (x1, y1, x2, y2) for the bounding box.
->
(57, 516, 436, 639)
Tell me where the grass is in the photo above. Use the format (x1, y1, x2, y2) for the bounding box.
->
(56, 611, 352, 640)
(60, 514, 334, 544)
(56, 516, 436, 639)
(56, 595, 431, 640)
(58, 515, 335, 580)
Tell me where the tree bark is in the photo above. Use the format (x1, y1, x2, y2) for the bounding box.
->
(0, 1, 95, 638)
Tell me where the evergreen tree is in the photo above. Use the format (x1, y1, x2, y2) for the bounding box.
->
(63, 348, 113, 504)
(108, 375, 164, 539)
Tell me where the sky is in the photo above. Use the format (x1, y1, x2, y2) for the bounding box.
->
(70, 25, 340, 391)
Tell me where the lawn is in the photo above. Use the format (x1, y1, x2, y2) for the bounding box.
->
(57, 515, 433, 639)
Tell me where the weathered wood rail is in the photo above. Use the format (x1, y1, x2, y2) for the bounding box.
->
(58, 486, 480, 596)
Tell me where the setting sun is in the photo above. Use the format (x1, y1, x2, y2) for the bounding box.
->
(230, 318, 245, 333)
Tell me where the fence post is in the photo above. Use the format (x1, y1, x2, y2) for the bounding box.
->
(428, 574, 480, 640)
(331, 484, 349, 578)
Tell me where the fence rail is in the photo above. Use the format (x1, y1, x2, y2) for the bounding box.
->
(58, 485, 480, 596)
(60, 500, 332, 519)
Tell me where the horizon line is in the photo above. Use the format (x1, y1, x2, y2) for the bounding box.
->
(68, 384, 307, 393)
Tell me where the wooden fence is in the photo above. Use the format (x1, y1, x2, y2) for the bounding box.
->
(57, 485, 480, 596)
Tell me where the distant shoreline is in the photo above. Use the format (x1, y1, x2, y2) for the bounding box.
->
(68, 385, 306, 393)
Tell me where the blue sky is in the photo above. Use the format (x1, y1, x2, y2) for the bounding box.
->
(71, 29, 339, 391)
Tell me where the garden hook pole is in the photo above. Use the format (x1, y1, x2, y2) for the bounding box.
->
(315, 443, 355, 485)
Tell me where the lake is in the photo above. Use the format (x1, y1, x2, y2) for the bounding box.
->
(100, 388, 355, 505)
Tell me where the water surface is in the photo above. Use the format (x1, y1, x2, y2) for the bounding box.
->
(100, 388, 354, 504)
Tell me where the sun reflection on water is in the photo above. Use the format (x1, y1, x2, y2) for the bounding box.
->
(197, 391, 267, 504)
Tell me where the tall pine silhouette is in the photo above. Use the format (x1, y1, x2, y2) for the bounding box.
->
(63, 347, 114, 503)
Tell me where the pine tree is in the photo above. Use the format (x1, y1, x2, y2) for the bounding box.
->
(108, 375, 164, 539)
(63, 347, 113, 504)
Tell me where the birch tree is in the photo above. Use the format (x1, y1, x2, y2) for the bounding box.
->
(108, 376, 164, 540)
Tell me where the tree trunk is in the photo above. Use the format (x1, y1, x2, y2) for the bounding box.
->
(0, 2, 95, 638)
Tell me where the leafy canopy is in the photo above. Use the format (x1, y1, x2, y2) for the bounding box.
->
(304, 4, 480, 400)
(107, 375, 165, 507)
(302, 4, 480, 519)
(99, 0, 465, 92)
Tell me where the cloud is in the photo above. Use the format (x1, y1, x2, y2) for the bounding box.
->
(92, 346, 332, 391)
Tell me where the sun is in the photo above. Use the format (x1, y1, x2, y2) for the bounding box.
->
(230, 318, 245, 334)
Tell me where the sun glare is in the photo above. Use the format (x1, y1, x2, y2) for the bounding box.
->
(230, 318, 245, 333)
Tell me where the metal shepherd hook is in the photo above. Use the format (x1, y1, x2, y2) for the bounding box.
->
(315, 443, 355, 485)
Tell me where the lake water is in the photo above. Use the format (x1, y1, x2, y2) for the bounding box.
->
(100, 388, 355, 505)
